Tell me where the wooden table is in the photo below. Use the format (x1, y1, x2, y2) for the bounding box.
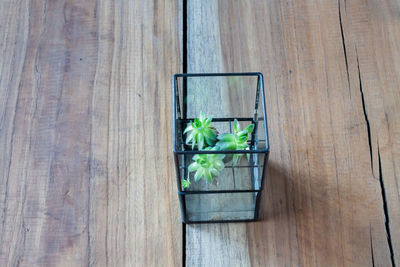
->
(1, 0, 399, 266)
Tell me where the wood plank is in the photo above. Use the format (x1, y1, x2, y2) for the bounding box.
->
(341, 0, 400, 263)
(0, 0, 182, 266)
(186, 0, 399, 266)
(185, 1, 252, 266)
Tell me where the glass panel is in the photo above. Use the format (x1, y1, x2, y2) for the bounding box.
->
(252, 119, 268, 150)
(180, 152, 265, 191)
(185, 192, 258, 222)
(174, 74, 268, 152)
(179, 76, 257, 119)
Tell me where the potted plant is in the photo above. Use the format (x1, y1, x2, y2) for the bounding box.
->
(173, 73, 269, 223)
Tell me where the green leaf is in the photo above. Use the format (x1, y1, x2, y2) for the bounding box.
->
(199, 111, 205, 121)
(197, 134, 205, 150)
(216, 141, 237, 150)
(210, 169, 219, 177)
(237, 130, 248, 138)
(194, 118, 200, 127)
(233, 119, 240, 133)
(186, 131, 196, 145)
(237, 143, 249, 149)
(205, 116, 213, 125)
(188, 162, 199, 172)
(217, 133, 236, 142)
(204, 170, 213, 183)
(245, 124, 255, 134)
(202, 129, 214, 139)
(182, 179, 191, 188)
(205, 137, 216, 146)
(238, 134, 247, 143)
(194, 168, 204, 181)
(183, 124, 193, 134)
(213, 160, 224, 170)
(232, 154, 241, 165)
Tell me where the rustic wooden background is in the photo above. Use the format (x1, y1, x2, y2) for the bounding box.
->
(0, 0, 399, 266)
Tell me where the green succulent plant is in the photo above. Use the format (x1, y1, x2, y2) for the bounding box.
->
(181, 147, 225, 188)
(216, 119, 255, 165)
(181, 115, 256, 189)
(181, 179, 191, 189)
(184, 111, 217, 150)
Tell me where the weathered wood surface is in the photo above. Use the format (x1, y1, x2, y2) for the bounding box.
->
(0, 0, 181, 266)
(186, 0, 400, 266)
(1, 0, 399, 266)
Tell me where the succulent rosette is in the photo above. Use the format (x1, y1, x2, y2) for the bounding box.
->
(182, 147, 225, 188)
(216, 119, 254, 165)
(184, 111, 217, 150)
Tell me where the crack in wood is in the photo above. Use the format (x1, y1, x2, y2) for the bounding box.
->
(356, 52, 373, 174)
(182, 223, 186, 267)
(370, 225, 375, 267)
(378, 147, 396, 267)
(183, 0, 187, 74)
(338, 0, 350, 97)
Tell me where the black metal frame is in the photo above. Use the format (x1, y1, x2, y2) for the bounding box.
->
(172, 72, 270, 223)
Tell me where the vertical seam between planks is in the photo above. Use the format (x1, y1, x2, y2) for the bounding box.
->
(182, 0, 187, 266)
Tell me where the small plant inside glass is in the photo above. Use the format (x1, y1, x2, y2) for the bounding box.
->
(182, 112, 254, 188)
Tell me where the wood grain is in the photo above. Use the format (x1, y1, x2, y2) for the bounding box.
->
(186, 0, 399, 266)
(0, 0, 182, 266)
(1, 0, 399, 266)
(185, 1, 252, 266)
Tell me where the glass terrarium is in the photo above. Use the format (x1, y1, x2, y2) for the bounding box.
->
(172, 73, 269, 223)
